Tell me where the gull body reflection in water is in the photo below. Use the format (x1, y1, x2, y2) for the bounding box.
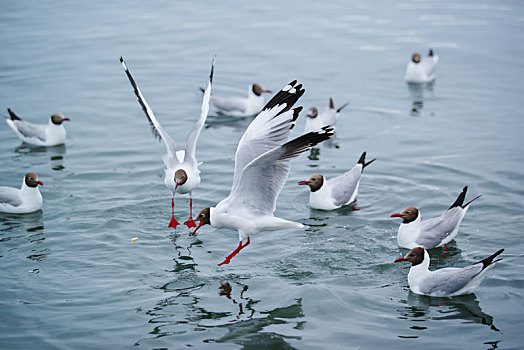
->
(398, 291, 500, 338)
(14, 143, 67, 171)
(0, 211, 46, 271)
(407, 81, 435, 117)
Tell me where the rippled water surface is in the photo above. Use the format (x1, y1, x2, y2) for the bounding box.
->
(1, 1, 523, 349)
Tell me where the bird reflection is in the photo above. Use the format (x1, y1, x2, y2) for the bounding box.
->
(168, 233, 200, 273)
(407, 82, 435, 117)
(219, 281, 254, 320)
(0, 211, 47, 263)
(14, 143, 67, 171)
(399, 291, 500, 332)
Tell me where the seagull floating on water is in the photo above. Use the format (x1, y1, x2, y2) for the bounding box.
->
(304, 98, 348, 134)
(405, 49, 438, 83)
(298, 151, 375, 210)
(120, 56, 215, 229)
(0, 172, 43, 214)
(394, 247, 504, 297)
(192, 80, 334, 265)
(391, 186, 481, 253)
(5, 108, 69, 146)
(207, 83, 272, 116)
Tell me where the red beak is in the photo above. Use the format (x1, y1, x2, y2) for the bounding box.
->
(390, 213, 404, 218)
(263, 89, 272, 93)
(63, 118, 70, 121)
(394, 257, 407, 263)
(298, 180, 309, 186)
(192, 220, 204, 235)
(37, 181, 44, 186)
(175, 182, 179, 190)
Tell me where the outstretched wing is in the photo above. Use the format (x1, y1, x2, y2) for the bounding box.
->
(184, 56, 215, 165)
(229, 81, 305, 195)
(120, 57, 177, 165)
(228, 127, 333, 215)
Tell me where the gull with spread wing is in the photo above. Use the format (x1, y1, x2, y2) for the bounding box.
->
(120, 56, 215, 229)
(192, 81, 334, 265)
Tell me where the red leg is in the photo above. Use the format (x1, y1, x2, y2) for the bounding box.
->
(218, 237, 251, 266)
(441, 244, 449, 258)
(184, 197, 196, 228)
(168, 196, 180, 229)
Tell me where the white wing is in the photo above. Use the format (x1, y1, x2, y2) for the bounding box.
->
(7, 119, 47, 141)
(210, 95, 247, 113)
(227, 128, 333, 215)
(0, 186, 22, 207)
(120, 57, 177, 166)
(419, 265, 482, 296)
(329, 164, 362, 207)
(184, 56, 215, 165)
(229, 80, 305, 195)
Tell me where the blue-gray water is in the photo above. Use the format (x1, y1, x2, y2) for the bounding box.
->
(1, 1, 523, 349)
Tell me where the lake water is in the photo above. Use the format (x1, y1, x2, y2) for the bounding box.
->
(1, 1, 523, 349)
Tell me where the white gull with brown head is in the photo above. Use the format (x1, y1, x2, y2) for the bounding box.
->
(298, 151, 375, 210)
(120, 56, 215, 229)
(0, 172, 44, 214)
(394, 247, 504, 297)
(6, 109, 70, 146)
(192, 80, 334, 266)
(304, 97, 348, 134)
(405, 49, 438, 83)
(391, 186, 481, 251)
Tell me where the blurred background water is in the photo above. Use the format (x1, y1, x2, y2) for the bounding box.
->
(0, 0, 523, 349)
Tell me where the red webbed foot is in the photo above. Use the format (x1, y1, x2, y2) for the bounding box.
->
(168, 216, 180, 229)
(217, 237, 251, 266)
(184, 218, 197, 229)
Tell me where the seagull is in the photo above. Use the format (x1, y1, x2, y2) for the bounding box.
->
(191, 80, 334, 265)
(390, 186, 481, 253)
(405, 49, 438, 83)
(394, 247, 504, 297)
(5, 108, 69, 146)
(120, 56, 214, 229)
(0, 172, 43, 213)
(207, 83, 272, 116)
(298, 151, 375, 210)
(303, 98, 349, 134)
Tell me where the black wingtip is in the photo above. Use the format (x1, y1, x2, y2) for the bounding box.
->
(478, 249, 504, 270)
(428, 48, 434, 56)
(7, 108, 21, 121)
(119, 56, 124, 63)
(262, 80, 305, 117)
(279, 126, 334, 161)
(463, 194, 482, 208)
(199, 87, 205, 94)
(449, 186, 468, 210)
(357, 151, 376, 169)
(209, 55, 216, 84)
(337, 102, 350, 113)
